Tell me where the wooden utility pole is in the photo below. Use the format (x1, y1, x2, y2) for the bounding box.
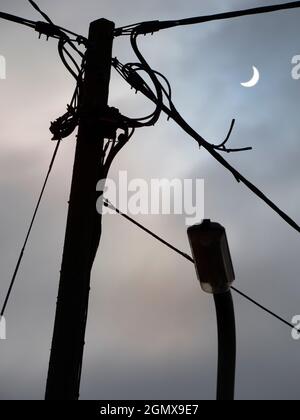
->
(45, 19, 115, 400)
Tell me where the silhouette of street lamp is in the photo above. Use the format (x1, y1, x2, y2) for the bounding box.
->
(187, 220, 236, 401)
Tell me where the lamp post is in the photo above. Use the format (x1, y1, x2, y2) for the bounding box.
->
(187, 220, 236, 401)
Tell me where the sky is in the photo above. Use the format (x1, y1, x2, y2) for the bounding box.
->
(0, 0, 300, 401)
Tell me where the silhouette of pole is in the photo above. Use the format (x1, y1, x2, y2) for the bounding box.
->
(214, 291, 236, 401)
(45, 19, 115, 400)
(187, 220, 236, 401)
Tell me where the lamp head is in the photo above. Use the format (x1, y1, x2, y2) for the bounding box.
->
(187, 220, 235, 294)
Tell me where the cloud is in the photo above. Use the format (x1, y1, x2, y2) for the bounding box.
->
(0, 0, 300, 400)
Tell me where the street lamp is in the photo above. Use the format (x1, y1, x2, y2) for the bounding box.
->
(187, 220, 236, 401)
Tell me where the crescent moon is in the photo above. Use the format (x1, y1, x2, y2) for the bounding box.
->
(241, 66, 260, 88)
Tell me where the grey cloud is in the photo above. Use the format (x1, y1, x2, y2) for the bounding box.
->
(1, 0, 300, 400)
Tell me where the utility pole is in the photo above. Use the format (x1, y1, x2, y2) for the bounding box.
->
(45, 19, 115, 400)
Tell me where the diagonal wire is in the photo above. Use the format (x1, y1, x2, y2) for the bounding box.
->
(0, 141, 61, 317)
(0, 10, 36, 29)
(27, 0, 54, 24)
(112, 55, 300, 236)
(26, 0, 87, 44)
(103, 199, 193, 262)
(115, 1, 300, 35)
(0, 7, 86, 41)
(166, 0, 300, 29)
(230, 287, 297, 330)
(103, 199, 299, 333)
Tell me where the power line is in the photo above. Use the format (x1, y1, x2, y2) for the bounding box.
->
(103, 199, 193, 262)
(1, 3, 298, 399)
(115, 1, 300, 35)
(27, 0, 54, 25)
(27, 0, 87, 40)
(0, 8, 86, 42)
(0, 5, 86, 320)
(103, 199, 299, 333)
(113, 53, 300, 236)
(0, 10, 36, 29)
(1, 2, 296, 332)
(20, 1, 87, 142)
(230, 287, 297, 331)
(0, 141, 61, 317)
(26, 0, 87, 49)
(0, 3, 85, 317)
(0, 9, 63, 39)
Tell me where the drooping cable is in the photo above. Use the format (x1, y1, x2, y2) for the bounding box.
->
(25, 1, 88, 141)
(103, 199, 299, 333)
(0, 141, 61, 317)
(112, 51, 300, 235)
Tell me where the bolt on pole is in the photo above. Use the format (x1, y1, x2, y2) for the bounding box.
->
(45, 19, 115, 401)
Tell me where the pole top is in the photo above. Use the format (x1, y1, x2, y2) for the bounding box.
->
(89, 18, 115, 29)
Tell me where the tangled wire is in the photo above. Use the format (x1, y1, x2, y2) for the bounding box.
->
(27, 0, 300, 234)
(111, 27, 300, 234)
